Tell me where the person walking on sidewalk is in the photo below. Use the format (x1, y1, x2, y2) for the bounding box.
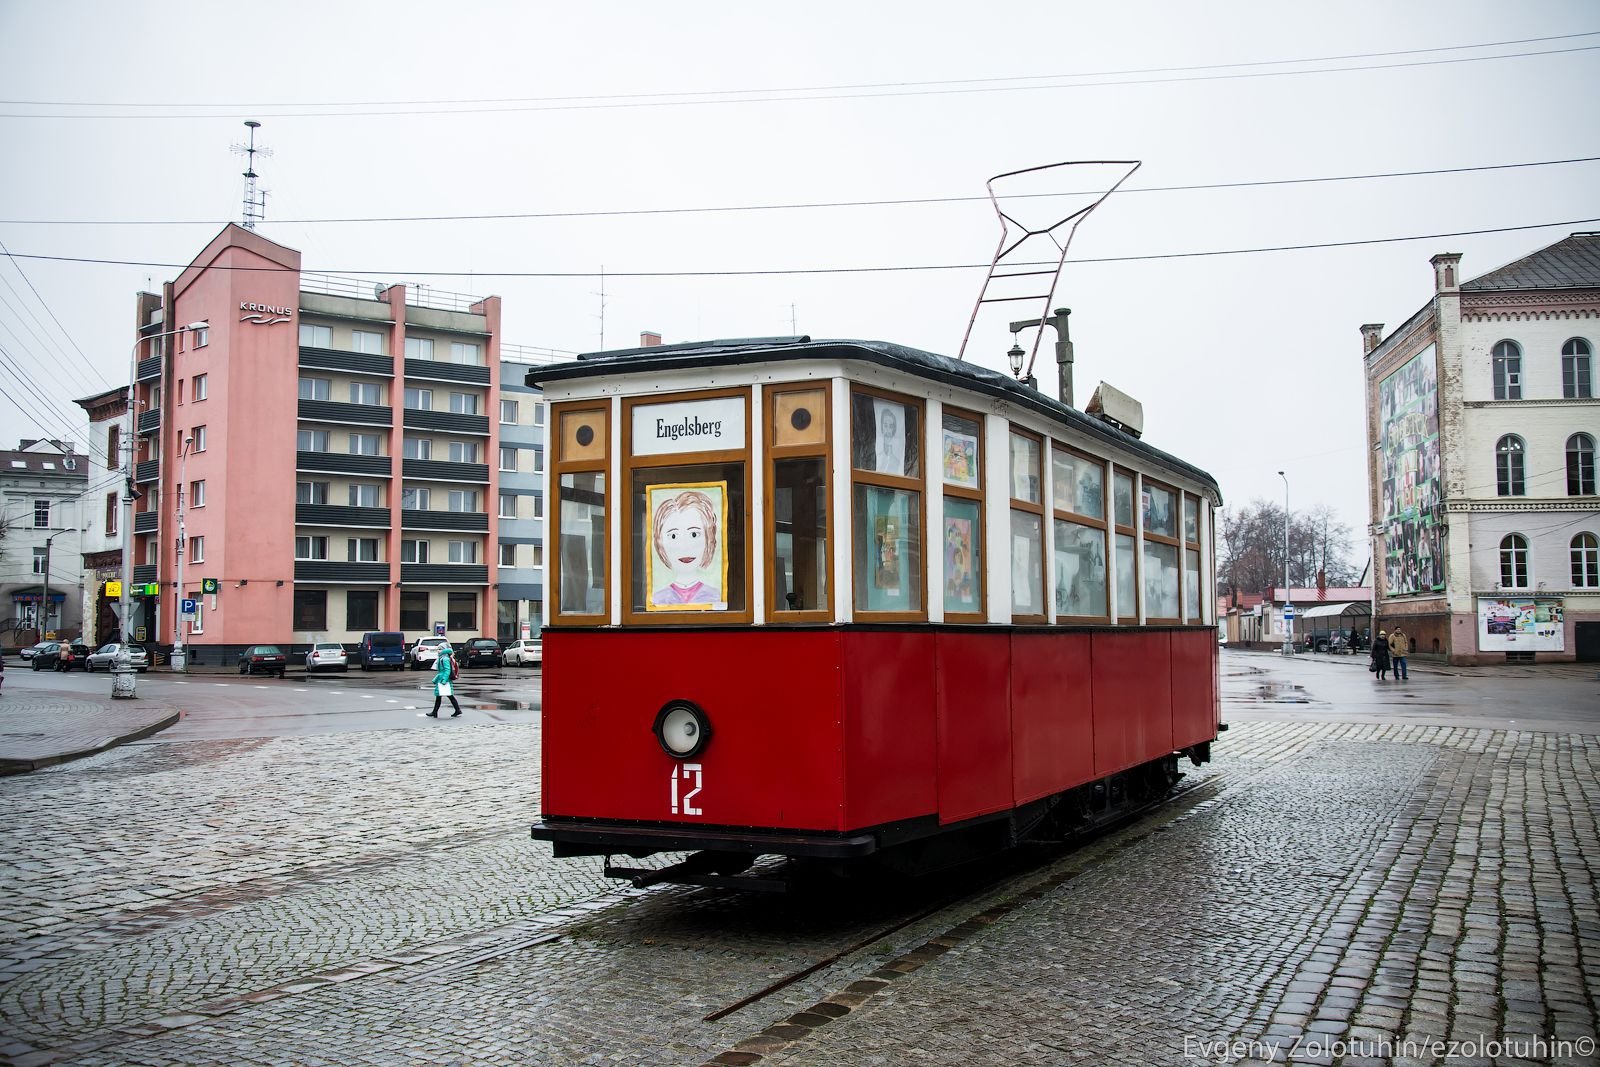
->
(428, 645, 461, 718)
(1370, 629, 1392, 680)
(1388, 626, 1411, 680)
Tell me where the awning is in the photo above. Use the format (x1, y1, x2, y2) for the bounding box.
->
(1299, 601, 1369, 620)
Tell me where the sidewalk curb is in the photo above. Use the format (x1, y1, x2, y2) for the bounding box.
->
(0, 709, 180, 776)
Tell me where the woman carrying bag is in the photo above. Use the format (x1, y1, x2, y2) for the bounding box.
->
(1370, 629, 1391, 681)
(428, 645, 462, 718)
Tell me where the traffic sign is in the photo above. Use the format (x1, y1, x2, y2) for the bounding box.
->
(105, 580, 122, 598)
(201, 577, 219, 594)
(1283, 605, 1295, 619)
(181, 598, 198, 616)
(135, 627, 147, 642)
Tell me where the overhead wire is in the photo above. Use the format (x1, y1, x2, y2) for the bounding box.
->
(0, 237, 105, 390)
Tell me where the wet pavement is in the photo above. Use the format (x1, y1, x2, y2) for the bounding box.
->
(0, 653, 1595, 1065)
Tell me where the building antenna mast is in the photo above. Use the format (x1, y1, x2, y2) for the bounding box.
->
(230, 120, 273, 229)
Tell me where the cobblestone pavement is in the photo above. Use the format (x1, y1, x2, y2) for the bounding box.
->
(0, 693, 177, 774)
(2, 714, 1597, 1064)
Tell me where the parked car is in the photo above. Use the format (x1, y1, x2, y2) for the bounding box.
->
(31, 640, 91, 671)
(305, 642, 349, 673)
(502, 638, 543, 667)
(461, 637, 503, 668)
(407, 636, 451, 671)
(238, 644, 288, 677)
(357, 631, 406, 671)
(19, 641, 50, 661)
(85, 643, 150, 672)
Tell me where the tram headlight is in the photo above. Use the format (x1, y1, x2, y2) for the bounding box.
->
(653, 700, 712, 759)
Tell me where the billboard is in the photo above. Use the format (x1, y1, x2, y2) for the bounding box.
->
(1477, 597, 1564, 652)
(1379, 345, 1444, 596)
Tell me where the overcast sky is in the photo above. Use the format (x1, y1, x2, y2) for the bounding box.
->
(1, 0, 1596, 566)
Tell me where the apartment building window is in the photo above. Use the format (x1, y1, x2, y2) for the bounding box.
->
(499, 447, 517, 472)
(1499, 534, 1529, 588)
(405, 337, 434, 360)
(1562, 339, 1593, 399)
(400, 590, 429, 631)
(349, 381, 382, 406)
(532, 492, 544, 518)
(1573, 533, 1600, 588)
(33, 499, 49, 527)
(348, 483, 380, 507)
(449, 392, 479, 415)
(447, 592, 476, 629)
(300, 324, 332, 348)
(298, 429, 330, 453)
(352, 330, 384, 354)
(401, 487, 431, 510)
(1569, 434, 1596, 495)
(32, 547, 46, 573)
(193, 374, 208, 401)
(190, 479, 206, 508)
(349, 433, 381, 456)
(531, 544, 544, 568)
(401, 539, 430, 563)
(189, 535, 204, 563)
(194, 326, 209, 348)
(447, 540, 478, 563)
(500, 399, 519, 424)
(347, 537, 379, 562)
(192, 425, 207, 452)
(403, 437, 433, 460)
(293, 590, 326, 632)
(404, 388, 433, 410)
(346, 590, 379, 630)
(295, 535, 329, 560)
(532, 402, 544, 427)
(447, 490, 478, 513)
(499, 493, 516, 519)
(532, 446, 544, 474)
(449, 342, 480, 366)
(1492, 340, 1522, 400)
(297, 480, 330, 504)
(190, 599, 205, 634)
(176, 379, 184, 406)
(105, 492, 117, 536)
(499, 542, 517, 567)
(298, 376, 332, 401)
(448, 441, 479, 464)
(106, 425, 121, 469)
(1496, 435, 1526, 496)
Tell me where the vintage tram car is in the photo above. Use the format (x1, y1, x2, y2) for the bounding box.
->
(529, 336, 1220, 888)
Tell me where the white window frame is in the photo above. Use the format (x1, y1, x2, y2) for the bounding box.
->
(191, 479, 206, 508)
(500, 399, 519, 424)
(449, 341, 480, 366)
(404, 387, 433, 411)
(349, 432, 381, 456)
(347, 537, 379, 562)
(449, 392, 480, 415)
(349, 381, 382, 406)
(348, 483, 380, 508)
(351, 329, 384, 354)
(298, 376, 332, 401)
(447, 489, 478, 513)
(447, 540, 478, 564)
(499, 542, 517, 567)
(401, 539, 430, 563)
(403, 437, 433, 461)
(448, 441, 478, 464)
(192, 425, 207, 452)
(295, 535, 330, 561)
(499, 447, 517, 472)
(498, 493, 517, 519)
(189, 535, 204, 563)
(401, 486, 432, 511)
(300, 324, 333, 348)
(33, 499, 49, 528)
(193, 374, 208, 401)
(405, 337, 434, 360)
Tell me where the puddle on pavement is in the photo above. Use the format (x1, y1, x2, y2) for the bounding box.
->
(1249, 681, 1312, 704)
(474, 699, 535, 711)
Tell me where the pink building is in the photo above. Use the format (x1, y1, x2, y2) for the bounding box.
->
(126, 225, 505, 660)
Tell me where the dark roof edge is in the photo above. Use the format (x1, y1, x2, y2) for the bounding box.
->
(527, 338, 1222, 503)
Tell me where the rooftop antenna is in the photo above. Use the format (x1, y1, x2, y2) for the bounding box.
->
(230, 120, 273, 229)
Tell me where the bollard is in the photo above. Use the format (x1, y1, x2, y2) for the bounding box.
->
(111, 665, 137, 698)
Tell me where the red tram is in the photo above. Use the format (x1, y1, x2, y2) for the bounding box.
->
(529, 337, 1220, 888)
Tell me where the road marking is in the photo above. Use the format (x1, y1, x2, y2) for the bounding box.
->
(254, 685, 269, 690)
(385, 699, 398, 703)
(215, 683, 229, 687)
(294, 689, 308, 693)
(360, 694, 374, 699)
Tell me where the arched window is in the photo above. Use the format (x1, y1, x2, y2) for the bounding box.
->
(1563, 338, 1594, 399)
(1569, 433, 1597, 496)
(1492, 340, 1522, 400)
(1499, 534, 1529, 589)
(1573, 532, 1600, 588)
(1496, 435, 1526, 496)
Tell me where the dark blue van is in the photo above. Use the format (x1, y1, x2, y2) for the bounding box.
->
(358, 632, 406, 671)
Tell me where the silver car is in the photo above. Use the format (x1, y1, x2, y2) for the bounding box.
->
(501, 638, 542, 666)
(305, 641, 349, 673)
(85, 643, 150, 672)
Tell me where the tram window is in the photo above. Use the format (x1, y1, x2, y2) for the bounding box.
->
(630, 463, 747, 615)
(1185, 547, 1202, 619)
(1115, 532, 1138, 621)
(558, 472, 607, 616)
(1051, 448, 1104, 521)
(1183, 495, 1199, 543)
(1009, 431, 1045, 620)
(1144, 541, 1181, 620)
(854, 485, 922, 614)
(941, 409, 985, 619)
(1142, 484, 1177, 538)
(1055, 518, 1107, 618)
(1009, 433, 1041, 504)
(772, 458, 828, 614)
(851, 393, 920, 478)
(1113, 472, 1135, 528)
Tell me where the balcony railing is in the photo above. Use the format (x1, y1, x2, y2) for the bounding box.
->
(400, 563, 488, 585)
(135, 460, 160, 484)
(296, 451, 392, 477)
(293, 560, 391, 584)
(401, 458, 489, 484)
(401, 408, 490, 436)
(300, 273, 486, 314)
(298, 399, 394, 427)
(295, 503, 392, 528)
(132, 564, 158, 584)
(133, 512, 159, 535)
(137, 409, 161, 435)
(298, 346, 395, 378)
(400, 509, 488, 532)
(136, 355, 162, 382)
(403, 358, 490, 386)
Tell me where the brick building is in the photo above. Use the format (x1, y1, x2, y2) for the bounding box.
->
(1362, 233, 1600, 664)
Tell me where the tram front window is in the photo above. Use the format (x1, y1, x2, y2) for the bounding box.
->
(558, 472, 606, 615)
(773, 458, 828, 613)
(630, 463, 747, 615)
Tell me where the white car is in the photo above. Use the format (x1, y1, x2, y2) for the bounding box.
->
(408, 637, 452, 671)
(305, 641, 349, 673)
(502, 638, 542, 666)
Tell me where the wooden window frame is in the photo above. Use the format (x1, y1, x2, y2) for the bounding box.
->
(620, 388, 754, 627)
(1008, 427, 1047, 624)
(548, 401, 611, 627)
(765, 383, 833, 624)
(1112, 468, 1139, 624)
(849, 385, 928, 623)
(1051, 443, 1109, 624)
(1141, 475, 1183, 624)
(1183, 492, 1204, 623)
(940, 405, 986, 623)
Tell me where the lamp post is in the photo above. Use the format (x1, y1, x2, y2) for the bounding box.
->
(172, 433, 194, 671)
(114, 320, 207, 698)
(38, 527, 69, 641)
(1278, 470, 1292, 655)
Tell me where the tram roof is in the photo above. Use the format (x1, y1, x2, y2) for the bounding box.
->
(528, 336, 1222, 502)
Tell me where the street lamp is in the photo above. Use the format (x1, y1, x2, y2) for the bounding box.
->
(114, 319, 208, 698)
(37, 527, 72, 641)
(1278, 470, 1292, 656)
(172, 433, 194, 671)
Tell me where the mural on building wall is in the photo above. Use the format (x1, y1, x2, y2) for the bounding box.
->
(1477, 597, 1564, 652)
(1379, 344, 1445, 596)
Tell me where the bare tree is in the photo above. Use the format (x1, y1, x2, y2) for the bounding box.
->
(1219, 499, 1362, 599)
